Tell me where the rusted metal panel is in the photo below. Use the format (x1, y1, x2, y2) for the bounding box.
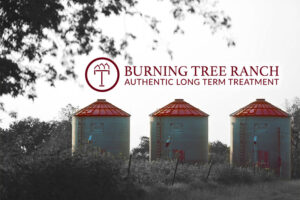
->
(75, 99, 130, 117)
(150, 99, 209, 117)
(231, 99, 289, 118)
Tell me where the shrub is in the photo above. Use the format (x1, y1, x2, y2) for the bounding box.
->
(214, 166, 254, 185)
(129, 159, 211, 185)
(0, 153, 144, 200)
(213, 165, 276, 185)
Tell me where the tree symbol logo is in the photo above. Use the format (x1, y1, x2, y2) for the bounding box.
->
(94, 63, 110, 87)
(85, 57, 120, 92)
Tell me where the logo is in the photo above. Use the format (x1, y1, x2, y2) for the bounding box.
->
(85, 57, 120, 92)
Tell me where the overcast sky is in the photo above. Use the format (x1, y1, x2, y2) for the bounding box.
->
(1, 0, 300, 149)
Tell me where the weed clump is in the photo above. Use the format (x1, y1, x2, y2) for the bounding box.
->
(213, 165, 276, 185)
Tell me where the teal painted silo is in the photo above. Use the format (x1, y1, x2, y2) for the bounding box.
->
(230, 99, 291, 179)
(150, 99, 209, 162)
(72, 99, 130, 157)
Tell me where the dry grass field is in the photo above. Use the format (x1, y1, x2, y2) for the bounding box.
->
(142, 180, 300, 200)
(1, 154, 299, 200)
(128, 160, 300, 200)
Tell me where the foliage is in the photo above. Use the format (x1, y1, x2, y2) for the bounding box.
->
(0, 118, 72, 165)
(132, 160, 212, 185)
(132, 136, 149, 160)
(128, 159, 276, 187)
(0, 104, 79, 163)
(35, 120, 72, 156)
(0, 0, 135, 100)
(214, 166, 254, 185)
(0, 153, 144, 200)
(285, 97, 300, 178)
(0, 150, 282, 200)
(0, 0, 233, 102)
(0, 117, 55, 158)
(58, 103, 79, 122)
(213, 165, 275, 185)
(142, 179, 300, 200)
(209, 140, 230, 163)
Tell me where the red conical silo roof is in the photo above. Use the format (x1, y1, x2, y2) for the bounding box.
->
(75, 99, 130, 117)
(150, 99, 209, 117)
(230, 99, 289, 117)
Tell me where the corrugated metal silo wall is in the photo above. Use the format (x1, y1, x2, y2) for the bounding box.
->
(72, 116, 130, 158)
(230, 116, 291, 179)
(150, 116, 208, 162)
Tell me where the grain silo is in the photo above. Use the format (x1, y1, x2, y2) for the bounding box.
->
(72, 99, 130, 157)
(150, 99, 209, 162)
(230, 98, 291, 178)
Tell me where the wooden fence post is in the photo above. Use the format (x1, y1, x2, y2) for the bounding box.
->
(127, 154, 132, 177)
(172, 158, 180, 186)
(205, 161, 214, 182)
